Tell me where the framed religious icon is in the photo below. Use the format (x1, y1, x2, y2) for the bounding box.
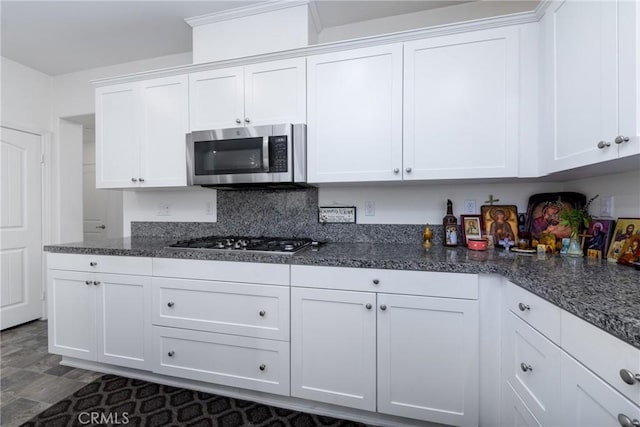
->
(617, 235, 640, 267)
(524, 192, 586, 240)
(460, 215, 483, 246)
(481, 205, 518, 247)
(607, 218, 640, 262)
(583, 218, 615, 258)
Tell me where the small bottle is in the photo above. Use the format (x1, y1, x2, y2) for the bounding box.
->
(443, 199, 458, 247)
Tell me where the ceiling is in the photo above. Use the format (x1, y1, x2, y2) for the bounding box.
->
(1, 1, 469, 76)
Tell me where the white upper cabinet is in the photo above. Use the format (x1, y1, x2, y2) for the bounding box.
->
(540, 0, 639, 173)
(96, 75, 189, 189)
(189, 58, 306, 131)
(403, 27, 520, 180)
(95, 83, 140, 188)
(306, 44, 404, 183)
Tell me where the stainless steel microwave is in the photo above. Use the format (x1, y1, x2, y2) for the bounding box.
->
(186, 124, 306, 188)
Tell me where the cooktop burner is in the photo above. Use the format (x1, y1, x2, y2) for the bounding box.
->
(167, 236, 313, 254)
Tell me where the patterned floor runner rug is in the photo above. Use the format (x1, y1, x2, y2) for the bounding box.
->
(21, 374, 370, 427)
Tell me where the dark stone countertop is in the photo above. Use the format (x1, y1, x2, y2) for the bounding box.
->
(45, 238, 640, 350)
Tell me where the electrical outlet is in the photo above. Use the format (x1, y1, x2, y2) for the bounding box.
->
(365, 201, 376, 216)
(157, 203, 170, 216)
(600, 196, 614, 217)
(464, 200, 477, 214)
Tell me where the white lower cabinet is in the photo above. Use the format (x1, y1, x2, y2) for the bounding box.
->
(561, 352, 640, 427)
(290, 287, 377, 411)
(500, 282, 640, 427)
(290, 283, 479, 426)
(377, 293, 479, 426)
(501, 311, 562, 426)
(48, 267, 152, 370)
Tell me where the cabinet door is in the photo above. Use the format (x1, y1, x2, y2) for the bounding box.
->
(290, 287, 376, 411)
(306, 44, 403, 183)
(403, 27, 519, 180)
(561, 352, 640, 427)
(96, 274, 151, 370)
(47, 270, 96, 360)
(189, 67, 244, 130)
(377, 293, 479, 426)
(617, 0, 640, 160)
(95, 83, 140, 188)
(139, 75, 189, 187)
(502, 382, 543, 427)
(244, 58, 306, 126)
(541, 1, 620, 172)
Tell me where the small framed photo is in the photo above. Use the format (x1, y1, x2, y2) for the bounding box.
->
(460, 215, 483, 246)
(584, 219, 615, 258)
(481, 205, 518, 245)
(607, 218, 640, 262)
(618, 235, 640, 267)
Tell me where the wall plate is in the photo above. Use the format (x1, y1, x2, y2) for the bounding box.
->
(319, 206, 356, 224)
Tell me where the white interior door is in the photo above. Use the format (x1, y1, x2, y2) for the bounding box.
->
(83, 164, 108, 240)
(1, 127, 43, 329)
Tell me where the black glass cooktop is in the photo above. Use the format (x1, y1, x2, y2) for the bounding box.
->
(167, 236, 313, 254)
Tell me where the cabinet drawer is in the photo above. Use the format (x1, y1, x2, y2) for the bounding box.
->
(502, 382, 542, 427)
(291, 265, 478, 299)
(152, 278, 289, 341)
(561, 310, 640, 404)
(506, 281, 561, 343)
(152, 258, 289, 285)
(47, 253, 152, 276)
(503, 311, 562, 426)
(152, 326, 289, 396)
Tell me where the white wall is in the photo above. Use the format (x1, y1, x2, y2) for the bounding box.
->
(1, 57, 53, 133)
(317, 170, 639, 225)
(56, 119, 83, 242)
(318, 1, 538, 44)
(122, 188, 217, 234)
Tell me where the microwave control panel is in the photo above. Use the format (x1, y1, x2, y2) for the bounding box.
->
(269, 136, 288, 172)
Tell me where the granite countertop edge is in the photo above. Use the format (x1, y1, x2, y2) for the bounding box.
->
(44, 242, 640, 350)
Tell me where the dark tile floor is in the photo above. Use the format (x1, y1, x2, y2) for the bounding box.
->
(1, 320, 102, 427)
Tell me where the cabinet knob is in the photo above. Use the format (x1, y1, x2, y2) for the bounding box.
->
(380, 304, 387, 311)
(615, 135, 630, 145)
(89, 262, 97, 267)
(620, 369, 640, 385)
(518, 303, 530, 311)
(520, 362, 533, 372)
(597, 141, 611, 149)
(393, 168, 399, 173)
(93, 281, 100, 286)
(365, 303, 372, 310)
(167, 302, 175, 308)
(405, 167, 412, 173)
(618, 414, 640, 427)
(131, 177, 138, 182)
(85, 280, 92, 286)
(259, 364, 266, 371)
(167, 351, 175, 357)
(245, 117, 251, 123)
(259, 310, 266, 317)
(139, 178, 145, 182)
(372, 279, 380, 285)
(235, 118, 241, 124)
(95, 225, 106, 229)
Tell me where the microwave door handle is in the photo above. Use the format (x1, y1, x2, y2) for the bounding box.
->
(262, 136, 270, 172)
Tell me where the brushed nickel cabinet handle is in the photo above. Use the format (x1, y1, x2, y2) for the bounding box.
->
(620, 369, 640, 385)
(518, 303, 530, 311)
(520, 362, 533, 372)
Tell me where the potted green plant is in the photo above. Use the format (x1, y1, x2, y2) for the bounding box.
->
(559, 195, 599, 257)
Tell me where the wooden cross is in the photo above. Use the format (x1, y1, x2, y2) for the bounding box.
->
(485, 194, 500, 205)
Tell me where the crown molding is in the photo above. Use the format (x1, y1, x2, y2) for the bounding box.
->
(185, 0, 311, 27)
(95, 8, 540, 87)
